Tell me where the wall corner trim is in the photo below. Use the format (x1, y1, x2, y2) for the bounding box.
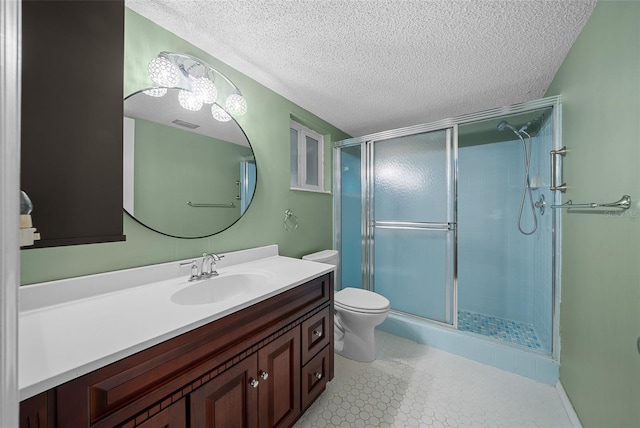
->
(556, 381, 583, 428)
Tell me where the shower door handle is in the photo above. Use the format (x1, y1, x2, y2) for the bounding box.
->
(550, 147, 567, 192)
(374, 221, 453, 231)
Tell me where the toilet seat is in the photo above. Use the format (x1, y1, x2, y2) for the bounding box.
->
(335, 288, 390, 314)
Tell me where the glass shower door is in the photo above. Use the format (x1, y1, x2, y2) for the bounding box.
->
(339, 144, 364, 291)
(370, 128, 456, 325)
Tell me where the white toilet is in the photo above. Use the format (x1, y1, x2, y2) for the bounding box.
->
(302, 250, 390, 362)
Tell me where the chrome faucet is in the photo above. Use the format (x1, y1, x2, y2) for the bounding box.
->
(201, 253, 216, 278)
(203, 253, 224, 277)
(180, 253, 225, 281)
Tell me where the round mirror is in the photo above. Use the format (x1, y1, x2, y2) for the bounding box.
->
(123, 88, 256, 238)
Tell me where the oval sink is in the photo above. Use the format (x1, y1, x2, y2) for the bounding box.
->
(171, 272, 268, 305)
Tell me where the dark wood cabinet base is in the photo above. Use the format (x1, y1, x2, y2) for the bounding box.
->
(20, 273, 334, 428)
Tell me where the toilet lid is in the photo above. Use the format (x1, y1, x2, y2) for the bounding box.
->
(335, 288, 390, 313)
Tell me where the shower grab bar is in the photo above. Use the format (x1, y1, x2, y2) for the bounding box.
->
(187, 201, 236, 208)
(551, 194, 631, 210)
(550, 147, 567, 192)
(374, 221, 454, 231)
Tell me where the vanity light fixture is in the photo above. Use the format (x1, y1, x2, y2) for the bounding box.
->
(147, 56, 180, 87)
(146, 51, 247, 121)
(225, 90, 248, 116)
(192, 76, 217, 104)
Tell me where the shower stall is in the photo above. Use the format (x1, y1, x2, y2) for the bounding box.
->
(334, 97, 561, 358)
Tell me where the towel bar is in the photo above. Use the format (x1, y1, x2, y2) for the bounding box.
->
(551, 195, 631, 210)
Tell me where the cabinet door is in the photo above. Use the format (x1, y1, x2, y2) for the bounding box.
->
(190, 353, 259, 428)
(20, 391, 53, 428)
(21, 0, 125, 247)
(258, 327, 301, 428)
(132, 399, 186, 428)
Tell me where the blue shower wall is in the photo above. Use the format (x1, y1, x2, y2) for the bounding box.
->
(340, 146, 363, 289)
(458, 140, 533, 324)
(458, 122, 553, 351)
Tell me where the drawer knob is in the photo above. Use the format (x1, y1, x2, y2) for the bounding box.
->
(259, 370, 269, 380)
(313, 372, 323, 380)
(312, 329, 323, 337)
(249, 378, 259, 388)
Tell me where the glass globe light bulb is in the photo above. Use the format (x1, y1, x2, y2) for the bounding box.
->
(191, 77, 217, 104)
(178, 90, 203, 111)
(143, 87, 167, 97)
(148, 56, 180, 87)
(211, 104, 232, 122)
(225, 92, 248, 116)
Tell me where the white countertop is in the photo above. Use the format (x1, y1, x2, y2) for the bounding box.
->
(19, 245, 334, 400)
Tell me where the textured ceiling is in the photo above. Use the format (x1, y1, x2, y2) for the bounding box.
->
(126, 0, 597, 137)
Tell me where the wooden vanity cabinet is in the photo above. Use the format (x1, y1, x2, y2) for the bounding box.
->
(190, 327, 300, 428)
(19, 390, 55, 428)
(20, 273, 333, 428)
(189, 353, 259, 427)
(257, 327, 301, 427)
(300, 307, 332, 411)
(21, 0, 126, 247)
(135, 399, 186, 428)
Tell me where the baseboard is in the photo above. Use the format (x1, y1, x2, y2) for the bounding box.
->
(556, 381, 582, 428)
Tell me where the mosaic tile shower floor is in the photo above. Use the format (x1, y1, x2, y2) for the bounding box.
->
(457, 310, 543, 350)
(294, 331, 571, 428)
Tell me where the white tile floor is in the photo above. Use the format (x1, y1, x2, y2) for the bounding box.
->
(295, 330, 573, 428)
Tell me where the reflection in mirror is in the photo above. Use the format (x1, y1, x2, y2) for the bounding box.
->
(123, 88, 256, 238)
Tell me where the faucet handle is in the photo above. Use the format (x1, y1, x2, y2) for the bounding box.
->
(179, 260, 200, 282)
(179, 260, 196, 268)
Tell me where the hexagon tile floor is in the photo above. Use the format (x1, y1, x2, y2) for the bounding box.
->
(294, 331, 573, 428)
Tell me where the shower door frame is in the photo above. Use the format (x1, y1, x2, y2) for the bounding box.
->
(364, 127, 459, 328)
(334, 96, 563, 358)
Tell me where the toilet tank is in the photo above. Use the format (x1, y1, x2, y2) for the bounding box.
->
(302, 249, 339, 266)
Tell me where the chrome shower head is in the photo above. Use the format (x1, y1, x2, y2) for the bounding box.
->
(497, 120, 519, 134)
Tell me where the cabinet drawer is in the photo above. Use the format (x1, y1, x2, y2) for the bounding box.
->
(301, 345, 331, 411)
(301, 306, 331, 365)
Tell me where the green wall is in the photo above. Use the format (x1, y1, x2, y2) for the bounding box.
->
(545, 2, 640, 426)
(20, 9, 350, 284)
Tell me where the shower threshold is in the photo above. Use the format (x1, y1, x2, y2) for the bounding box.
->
(457, 310, 543, 351)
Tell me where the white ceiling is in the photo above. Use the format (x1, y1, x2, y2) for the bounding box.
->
(127, 0, 597, 137)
